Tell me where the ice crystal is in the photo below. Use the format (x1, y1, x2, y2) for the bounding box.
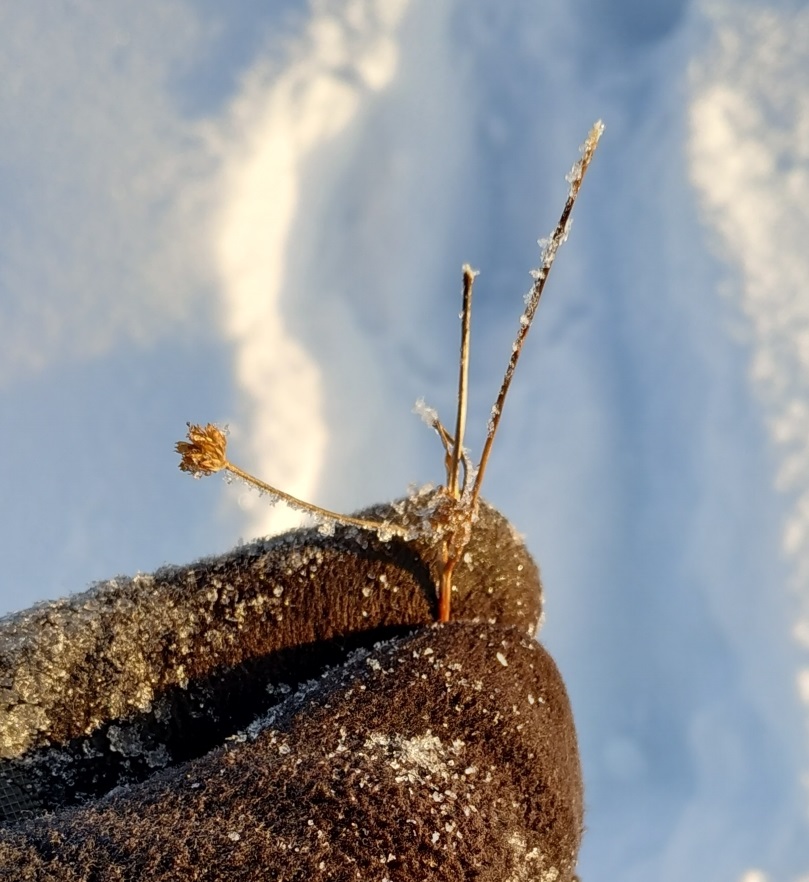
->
(413, 398, 439, 427)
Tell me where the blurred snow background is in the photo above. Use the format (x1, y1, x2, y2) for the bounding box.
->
(1, 0, 808, 878)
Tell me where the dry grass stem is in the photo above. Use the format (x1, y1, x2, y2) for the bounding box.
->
(437, 265, 477, 621)
(176, 120, 603, 623)
(176, 424, 408, 539)
(447, 266, 475, 498)
(467, 120, 604, 513)
(432, 122, 603, 620)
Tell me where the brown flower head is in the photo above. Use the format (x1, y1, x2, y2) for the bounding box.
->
(176, 423, 228, 476)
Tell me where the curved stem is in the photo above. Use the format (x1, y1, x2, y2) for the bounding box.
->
(223, 461, 409, 538)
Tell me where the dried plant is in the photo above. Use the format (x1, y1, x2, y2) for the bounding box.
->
(177, 423, 411, 538)
(176, 121, 604, 622)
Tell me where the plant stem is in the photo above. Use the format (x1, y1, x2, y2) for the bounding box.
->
(223, 460, 409, 538)
(469, 121, 603, 513)
(448, 266, 475, 498)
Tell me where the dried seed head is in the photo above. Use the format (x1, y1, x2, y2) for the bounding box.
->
(176, 423, 228, 476)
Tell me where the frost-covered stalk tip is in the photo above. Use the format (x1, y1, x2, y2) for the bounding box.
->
(466, 120, 604, 516)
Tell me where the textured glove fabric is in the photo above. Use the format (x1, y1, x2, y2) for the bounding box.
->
(0, 496, 583, 880)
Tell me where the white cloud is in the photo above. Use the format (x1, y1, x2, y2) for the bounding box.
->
(739, 872, 768, 882)
(688, 0, 809, 765)
(0, 3, 216, 382)
(212, 0, 411, 536)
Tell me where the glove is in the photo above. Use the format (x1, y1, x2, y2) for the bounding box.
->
(0, 495, 582, 881)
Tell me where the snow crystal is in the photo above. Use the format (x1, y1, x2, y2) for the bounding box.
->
(413, 397, 439, 427)
(107, 725, 145, 758)
(487, 404, 501, 435)
(375, 522, 396, 543)
(145, 745, 170, 769)
(362, 731, 465, 784)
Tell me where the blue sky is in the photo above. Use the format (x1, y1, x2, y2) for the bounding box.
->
(1, 1, 808, 879)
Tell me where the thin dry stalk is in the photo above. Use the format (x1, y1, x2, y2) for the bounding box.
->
(434, 121, 603, 620)
(176, 121, 603, 623)
(467, 120, 604, 513)
(438, 266, 476, 622)
(447, 266, 475, 497)
(176, 423, 408, 538)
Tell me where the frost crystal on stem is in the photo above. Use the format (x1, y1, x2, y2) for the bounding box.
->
(414, 398, 440, 428)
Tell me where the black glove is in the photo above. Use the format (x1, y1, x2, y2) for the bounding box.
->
(0, 496, 583, 881)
